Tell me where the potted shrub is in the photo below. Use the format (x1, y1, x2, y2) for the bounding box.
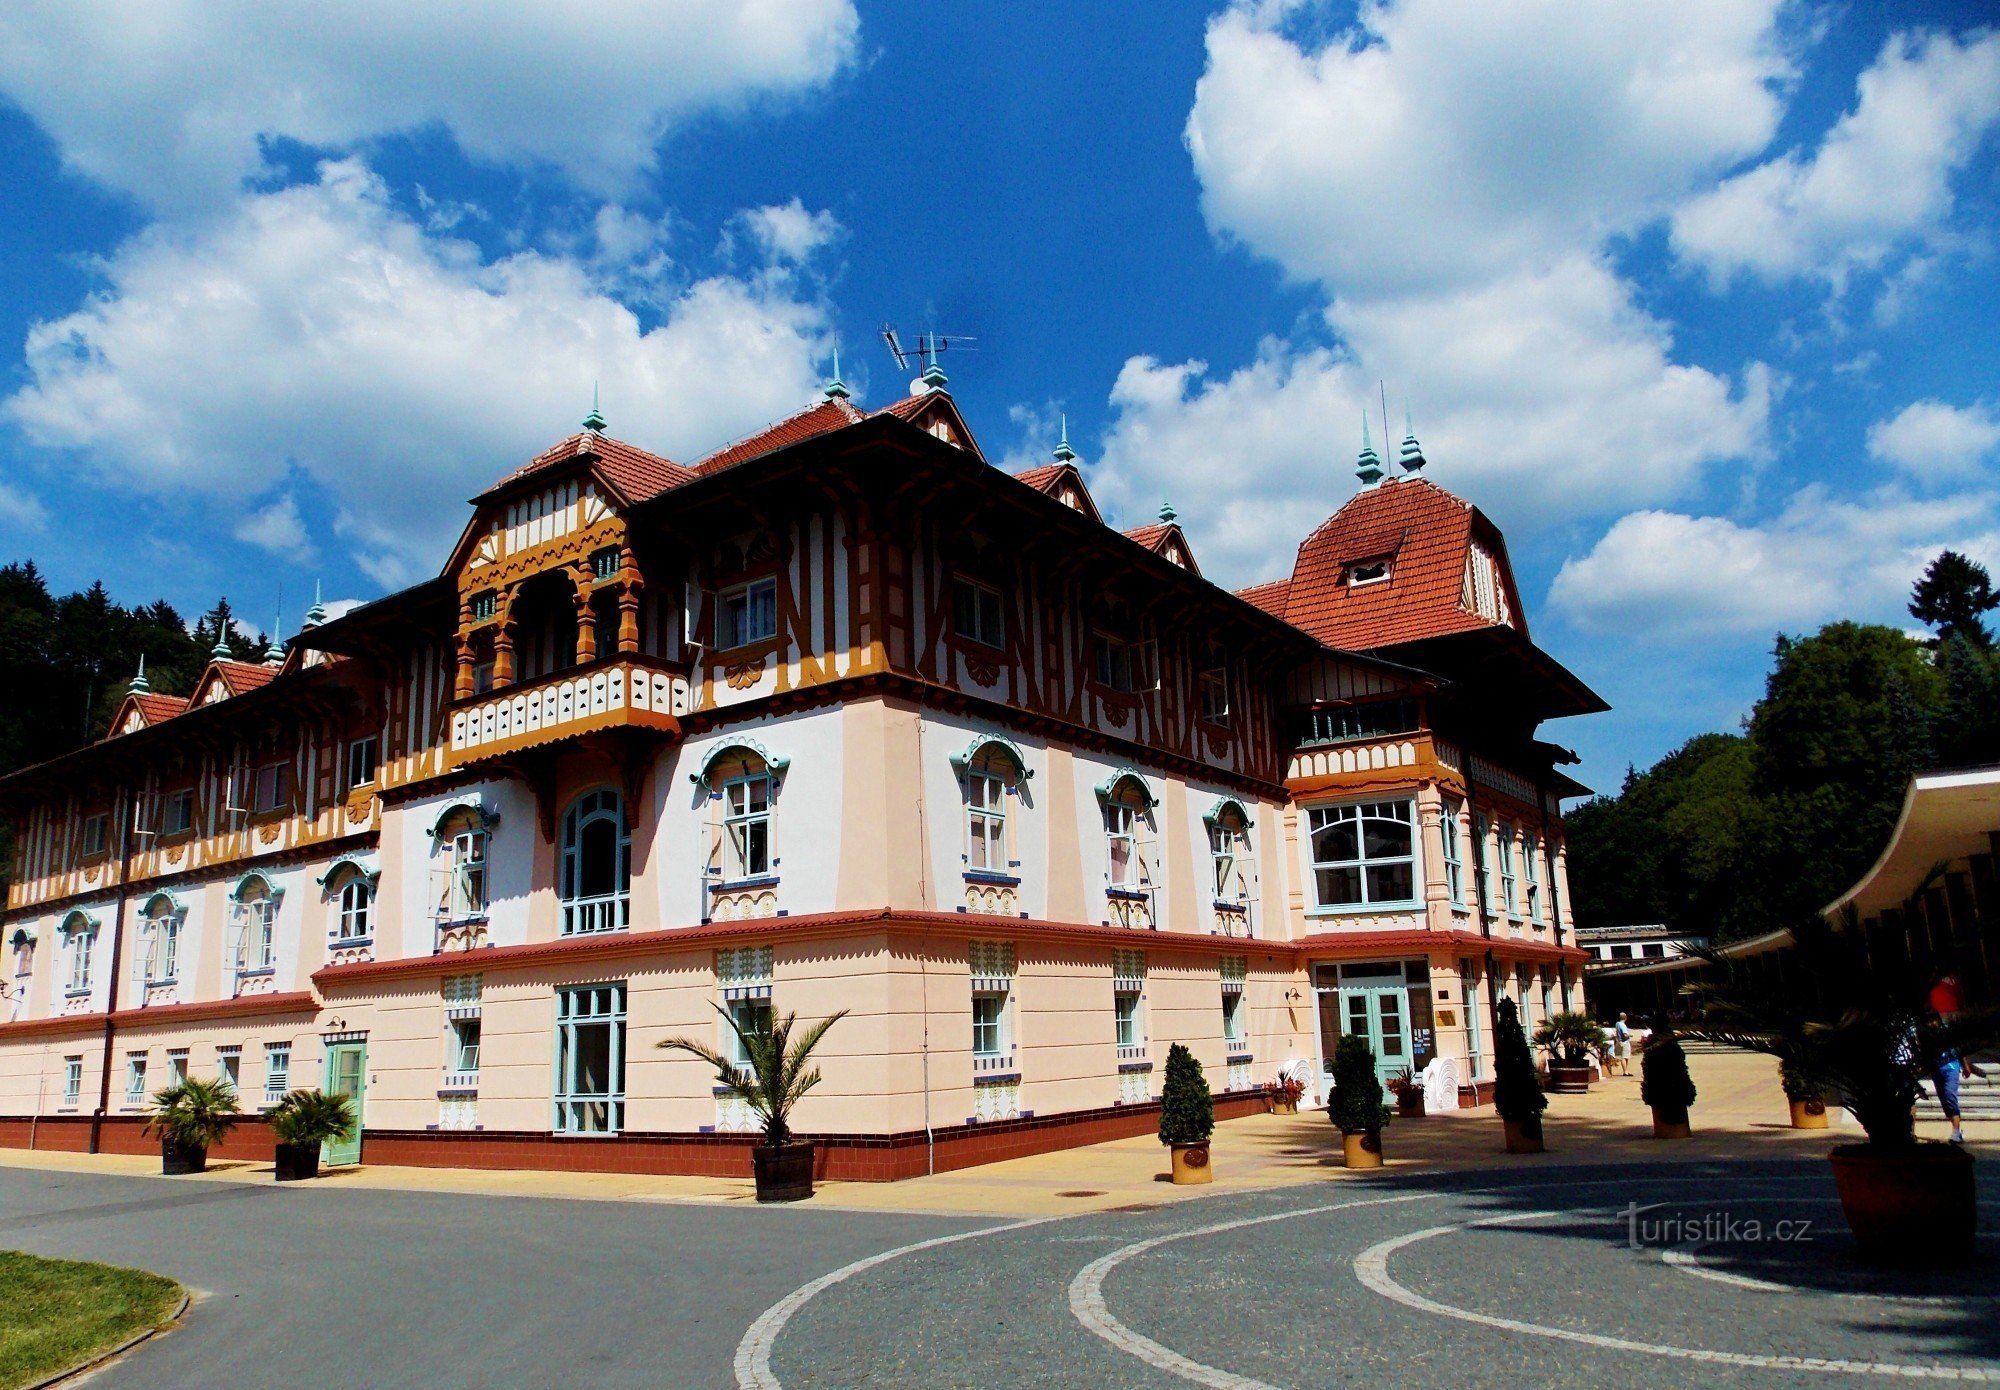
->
(660, 1005, 849, 1202)
(1387, 1067, 1426, 1118)
(1640, 1028, 1697, 1137)
(145, 1076, 240, 1175)
(1327, 1035, 1392, 1169)
(1689, 910, 1999, 1264)
(1493, 998, 1547, 1153)
(1781, 1058, 1831, 1130)
(1158, 1043, 1215, 1185)
(1266, 1073, 1306, 1115)
(1533, 1012, 1608, 1094)
(269, 1089, 356, 1181)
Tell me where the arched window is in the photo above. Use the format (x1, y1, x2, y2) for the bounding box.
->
(337, 875, 373, 941)
(59, 912, 96, 995)
(561, 788, 629, 935)
(140, 893, 181, 983)
(1098, 773, 1157, 891)
(433, 806, 491, 924)
(955, 739, 1028, 875)
(698, 747, 780, 884)
(230, 874, 279, 974)
(1206, 802, 1252, 904)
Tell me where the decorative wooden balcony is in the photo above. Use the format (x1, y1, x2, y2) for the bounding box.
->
(447, 657, 689, 768)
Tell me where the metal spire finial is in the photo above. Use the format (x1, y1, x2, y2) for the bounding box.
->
(824, 347, 850, 401)
(1397, 404, 1426, 473)
(129, 654, 149, 694)
(303, 580, 327, 629)
(1356, 412, 1384, 487)
(1159, 500, 1177, 524)
(1053, 414, 1077, 463)
(582, 381, 606, 434)
(211, 630, 233, 662)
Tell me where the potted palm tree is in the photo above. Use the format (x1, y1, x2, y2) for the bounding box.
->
(660, 1005, 848, 1201)
(1493, 998, 1547, 1153)
(1533, 1012, 1608, 1093)
(1158, 1043, 1215, 1184)
(1688, 911, 1999, 1264)
(1328, 1035, 1392, 1168)
(1640, 1027, 1697, 1137)
(269, 1089, 356, 1181)
(1781, 1058, 1830, 1130)
(146, 1076, 241, 1175)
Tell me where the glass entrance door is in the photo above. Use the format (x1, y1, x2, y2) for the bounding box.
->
(324, 1042, 366, 1167)
(1343, 985, 1413, 1092)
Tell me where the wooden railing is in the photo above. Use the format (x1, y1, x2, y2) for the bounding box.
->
(447, 657, 688, 767)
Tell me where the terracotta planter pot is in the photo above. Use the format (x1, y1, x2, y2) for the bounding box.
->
(1396, 1090, 1426, 1119)
(1503, 1118, 1545, 1154)
(1789, 1098, 1830, 1130)
(274, 1141, 322, 1182)
(1547, 1064, 1592, 1094)
(161, 1139, 207, 1175)
(752, 1141, 816, 1202)
(1342, 1130, 1384, 1169)
(1828, 1143, 1976, 1264)
(1169, 1141, 1214, 1184)
(1652, 1108, 1691, 1139)
(1270, 1100, 1299, 1116)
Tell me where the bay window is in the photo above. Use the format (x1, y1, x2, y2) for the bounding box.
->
(1308, 800, 1417, 909)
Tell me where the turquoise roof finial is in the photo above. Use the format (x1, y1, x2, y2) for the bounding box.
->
(303, 580, 326, 629)
(1356, 412, 1384, 487)
(824, 347, 850, 401)
(1053, 414, 1077, 463)
(1398, 404, 1426, 473)
(582, 381, 606, 434)
(129, 655, 149, 694)
(212, 631, 233, 662)
(1159, 500, 1177, 524)
(919, 359, 948, 393)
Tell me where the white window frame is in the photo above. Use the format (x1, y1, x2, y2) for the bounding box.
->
(337, 875, 373, 942)
(345, 736, 379, 791)
(162, 788, 194, 836)
(1460, 957, 1483, 1081)
(451, 1017, 482, 1075)
(124, 1053, 147, 1105)
(719, 577, 777, 650)
(972, 991, 1010, 1061)
(80, 814, 107, 858)
(1307, 800, 1419, 910)
(63, 1056, 82, 1106)
(251, 761, 291, 814)
(1525, 833, 1544, 924)
(167, 1049, 189, 1088)
(1198, 668, 1230, 725)
(1440, 800, 1465, 908)
(144, 909, 180, 983)
(264, 1043, 291, 1104)
(1113, 949, 1147, 1058)
(951, 575, 1005, 649)
(1475, 814, 1497, 918)
(965, 768, 1007, 873)
(64, 925, 94, 994)
(445, 825, 488, 922)
(1498, 824, 1519, 920)
(1104, 801, 1139, 888)
(231, 890, 277, 973)
(217, 1048, 241, 1094)
(554, 982, 626, 1133)
(1347, 558, 1391, 587)
(722, 774, 773, 882)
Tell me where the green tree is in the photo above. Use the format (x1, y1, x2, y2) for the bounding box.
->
(1909, 550, 1998, 649)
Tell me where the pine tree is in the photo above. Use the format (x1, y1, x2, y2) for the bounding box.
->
(1910, 550, 1999, 649)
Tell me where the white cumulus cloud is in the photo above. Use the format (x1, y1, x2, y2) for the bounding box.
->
(0, 0, 860, 212)
(4, 160, 836, 586)
(1867, 399, 2000, 481)
(1671, 28, 2000, 292)
(1549, 487, 2000, 641)
(232, 493, 314, 562)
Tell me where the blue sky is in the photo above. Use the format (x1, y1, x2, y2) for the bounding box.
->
(0, 1, 1996, 795)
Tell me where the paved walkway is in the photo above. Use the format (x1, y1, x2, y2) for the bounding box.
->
(6, 1050, 1984, 1219)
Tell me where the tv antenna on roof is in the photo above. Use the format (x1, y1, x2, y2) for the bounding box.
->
(881, 325, 976, 380)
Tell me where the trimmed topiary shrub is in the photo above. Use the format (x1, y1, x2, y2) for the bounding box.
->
(1158, 1042, 1214, 1147)
(1493, 998, 1547, 1139)
(1328, 1034, 1393, 1136)
(1779, 1056, 1827, 1104)
(1640, 1029, 1698, 1123)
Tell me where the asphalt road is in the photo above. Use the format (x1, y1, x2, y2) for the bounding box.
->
(6, 1157, 1998, 1389)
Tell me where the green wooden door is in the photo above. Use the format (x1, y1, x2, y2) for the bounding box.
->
(324, 1042, 366, 1167)
(1343, 985, 1412, 1094)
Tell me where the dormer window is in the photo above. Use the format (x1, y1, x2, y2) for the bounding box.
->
(1347, 557, 1392, 587)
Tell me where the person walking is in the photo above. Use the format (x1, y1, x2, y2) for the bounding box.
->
(1613, 1013, 1632, 1078)
(1933, 1040, 1985, 1145)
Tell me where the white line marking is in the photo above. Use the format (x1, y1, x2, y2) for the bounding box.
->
(1356, 1211, 2000, 1380)
(1067, 1194, 1433, 1390)
(1663, 1241, 2000, 1306)
(733, 1216, 1066, 1389)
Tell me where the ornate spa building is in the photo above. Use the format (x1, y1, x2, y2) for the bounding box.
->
(0, 370, 1599, 1178)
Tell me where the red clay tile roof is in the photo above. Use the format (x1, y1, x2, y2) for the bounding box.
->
(1013, 463, 1066, 492)
(494, 432, 695, 503)
(1275, 477, 1513, 651)
(213, 660, 279, 695)
(131, 693, 189, 725)
(1121, 522, 1173, 551)
(694, 398, 867, 475)
(874, 395, 934, 422)
(1234, 577, 1293, 617)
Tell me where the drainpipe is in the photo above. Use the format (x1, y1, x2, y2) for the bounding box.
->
(89, 784, 134, 1155)
(1463, 757, 1504, 1092)
(913, 710, 935, 1177)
